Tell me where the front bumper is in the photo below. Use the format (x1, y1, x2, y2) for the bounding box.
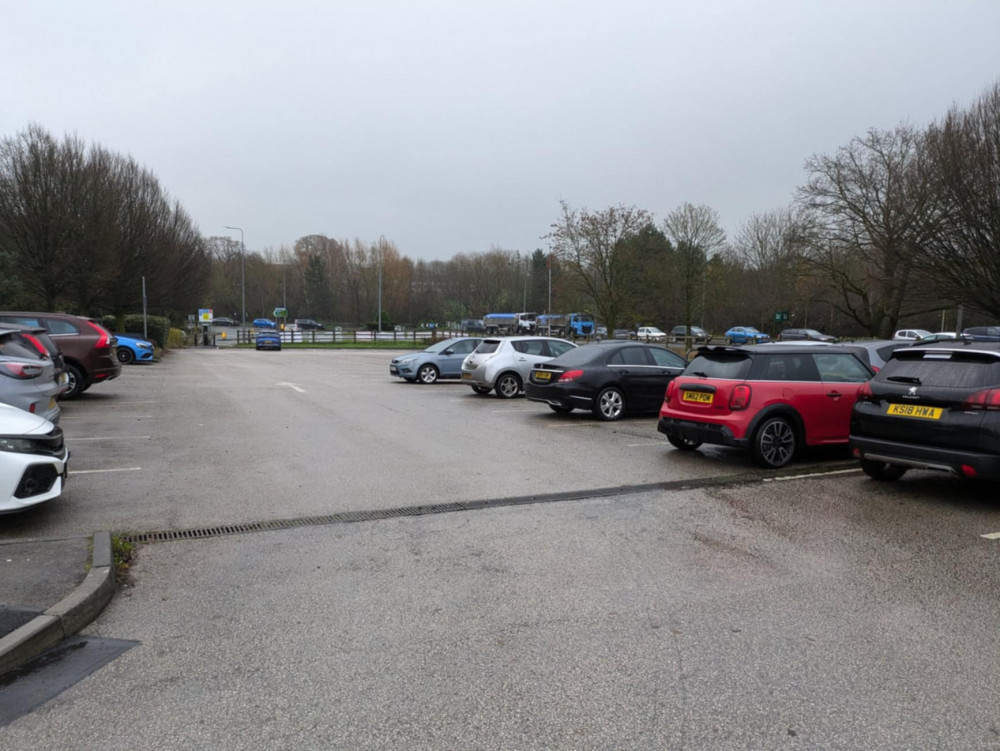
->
(0, 446, 69, 513)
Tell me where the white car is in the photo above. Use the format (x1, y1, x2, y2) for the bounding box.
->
(461, 336, 576, 398)
(636, 326, 667, 343)
(893, 328, 932, 341)
(0, 402, 68, 513)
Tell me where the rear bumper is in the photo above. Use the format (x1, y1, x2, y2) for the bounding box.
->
(658, 417, 746, 448)
(849, 435, 1000, 480)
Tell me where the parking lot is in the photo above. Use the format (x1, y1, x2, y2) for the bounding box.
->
(4, 348, 1000, 748)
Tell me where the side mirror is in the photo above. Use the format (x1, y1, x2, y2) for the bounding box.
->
(443, 349, 454, 355)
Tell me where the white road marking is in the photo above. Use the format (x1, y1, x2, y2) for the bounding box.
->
(69, 467, 142, 475)
(58, 415, 153, 420)
(71, 436, 151, 442)
(981, 532, 1000, 540)
(763, 468, 861, 482)
(277, 381, 306, 393)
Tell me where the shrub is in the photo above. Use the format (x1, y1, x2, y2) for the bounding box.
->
(101, 314, 172, 348)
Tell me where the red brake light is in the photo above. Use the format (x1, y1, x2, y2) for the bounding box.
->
(729, 384, 752, 410)
(664, 380, 677, 403)
(0, 362, 43, 379)
(558, 369, 584, 383)
(961, 389, 1000, 410)
(20, 333, 48, 358)
(856, 381, 873, 401)
(85, 320, 110, 348)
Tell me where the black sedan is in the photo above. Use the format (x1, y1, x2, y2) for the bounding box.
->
(525, 341, 686, 421)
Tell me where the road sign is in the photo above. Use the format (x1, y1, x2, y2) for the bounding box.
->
(774, 311, 789, 322)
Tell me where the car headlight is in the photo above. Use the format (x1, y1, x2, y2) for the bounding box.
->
(0, 436, 37, 454)
(398, 357, 415, 365)
(137, 342, 153, 350)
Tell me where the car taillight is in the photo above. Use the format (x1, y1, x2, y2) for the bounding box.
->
(856, 380, 874, 402)
(961, 389, 1000, 410)
(85, 320, 110, 348)
(729, 384, 752, 410)
(21, 333, 48, 358)
(664, 380, 677, 403)
(0, 362, 43, 379)
(558, 369, 584, 383)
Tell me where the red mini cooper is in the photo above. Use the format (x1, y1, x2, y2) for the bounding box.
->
(658, 344, 873, 468)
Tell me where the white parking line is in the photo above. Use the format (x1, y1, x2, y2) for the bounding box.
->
(71, 436, 151, 442)
(763, 468, 861, 482)
(58, 415, 153, 420)
(277, 382, 306, 393)
(69, 467, 142, 475)
(981, 532, 1000, 540)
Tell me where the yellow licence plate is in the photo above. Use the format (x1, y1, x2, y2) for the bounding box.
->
(682, 390, 713, 404)
(461, 372, 471, 380)
(534, 371, 552, 381)
(887, 403, 942, 420)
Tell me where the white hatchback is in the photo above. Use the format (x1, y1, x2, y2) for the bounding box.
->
(461, 336, 576, 398)
(0, 402, 69, 513)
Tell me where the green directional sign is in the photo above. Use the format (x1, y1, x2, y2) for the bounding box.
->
(273, 307, 288, 318)
(774, 311, 789, 322)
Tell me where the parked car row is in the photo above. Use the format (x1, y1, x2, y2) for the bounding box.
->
(389, 333, 1000, 483)
(0, 311, 156, 514)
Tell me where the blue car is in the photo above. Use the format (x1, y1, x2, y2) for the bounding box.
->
(389, 337, 482, 383)
(255, 330, 282, 351)
(725, 326, 770, 344)
(252, 318, 277, 329)
(115, 333, 155, 364)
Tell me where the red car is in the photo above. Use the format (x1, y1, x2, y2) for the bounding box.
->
(657, 344, 873, 468)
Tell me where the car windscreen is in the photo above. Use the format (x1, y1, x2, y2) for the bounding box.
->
(879, 351, 1000, 389)
(683, 352, 753, 379)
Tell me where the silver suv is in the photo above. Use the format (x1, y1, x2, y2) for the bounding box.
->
(461, 336, 576, 398)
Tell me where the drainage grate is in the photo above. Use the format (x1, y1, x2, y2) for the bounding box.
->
(121, 463, 859, 545)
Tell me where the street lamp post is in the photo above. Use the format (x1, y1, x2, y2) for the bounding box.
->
(377, 235, 384, 336)
(224, 225, 246, 331)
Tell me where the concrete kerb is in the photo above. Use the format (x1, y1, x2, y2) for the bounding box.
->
(0, 531, 115, 677)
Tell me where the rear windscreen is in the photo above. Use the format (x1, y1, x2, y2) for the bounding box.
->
(684, 352, 752, 379)
(474, 341, 501, 354)
(879, 353, 1000, 389)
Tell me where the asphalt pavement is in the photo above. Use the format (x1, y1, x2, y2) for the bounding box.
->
(0, 532, 115, 676)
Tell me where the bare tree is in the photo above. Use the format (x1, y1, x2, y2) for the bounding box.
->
(547, 200, 653, 331)
(661, 203, 726, 337)
(796, 126, 938, 336)
(922, 82, 1000, 318)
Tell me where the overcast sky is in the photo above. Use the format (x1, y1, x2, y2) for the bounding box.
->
(3, 1, 999, 261)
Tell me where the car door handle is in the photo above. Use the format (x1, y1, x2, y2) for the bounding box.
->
(826, 391, 842, 398)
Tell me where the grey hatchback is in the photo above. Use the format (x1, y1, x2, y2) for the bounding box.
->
(390, 337, 482, 384)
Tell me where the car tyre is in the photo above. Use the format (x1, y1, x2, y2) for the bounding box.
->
(116, 347, 135, 365)
(593, 387, 625, 421)
(417, 364, 439, 384)
(62, 363, 86, 400)
(549, 404, 574, 414)
(667, 435, 702, 451)
(751, 416, 796, 468)
(860, 458, 908, 482)
(495, 373, 522, 399)
(471, 384, 492, 395)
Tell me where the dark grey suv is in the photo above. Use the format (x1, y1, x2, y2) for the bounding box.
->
(850, 342, 1000, 481)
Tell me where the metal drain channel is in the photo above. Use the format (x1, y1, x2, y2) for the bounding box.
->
(122, 463, 860, 545)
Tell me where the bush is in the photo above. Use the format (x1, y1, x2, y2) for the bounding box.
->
(101, 314, 171, 348)
(167, 327, 187, 349)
